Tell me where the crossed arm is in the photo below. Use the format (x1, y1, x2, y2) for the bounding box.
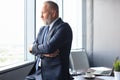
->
(29, 23, 70, 57)
(29, 45, 60, 57)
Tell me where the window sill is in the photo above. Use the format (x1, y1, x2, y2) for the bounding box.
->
(0, 61, 35, 75)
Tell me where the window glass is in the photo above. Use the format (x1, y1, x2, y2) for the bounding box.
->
(0, 0, 24, 67)
(63, 0, 82, 49)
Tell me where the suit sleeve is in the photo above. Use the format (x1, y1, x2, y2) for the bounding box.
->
(33, 23, 72, 54)
(32, 27, 44, 55)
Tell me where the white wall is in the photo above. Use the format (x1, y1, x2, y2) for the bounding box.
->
(93, 0, 120, 67)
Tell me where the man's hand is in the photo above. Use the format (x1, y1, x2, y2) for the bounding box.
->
(29, 45, 33, 53)
(42, 49, 60, 57)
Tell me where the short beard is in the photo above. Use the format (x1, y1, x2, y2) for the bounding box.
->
(45, 15, 52, 25)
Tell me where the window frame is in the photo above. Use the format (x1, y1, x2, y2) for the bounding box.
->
(0, 0, 86, 72)
(0, 0, 35, 71)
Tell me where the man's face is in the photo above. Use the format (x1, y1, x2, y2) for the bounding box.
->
(41, 4, 52, 25)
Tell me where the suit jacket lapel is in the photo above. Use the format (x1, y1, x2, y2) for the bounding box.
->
(41, 26, 47, 43)
(47, 18, 63, 41)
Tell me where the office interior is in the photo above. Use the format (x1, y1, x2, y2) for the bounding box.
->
(0, 0, 120, 80)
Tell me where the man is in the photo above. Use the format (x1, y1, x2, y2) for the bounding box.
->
(29, 1, 73, 80)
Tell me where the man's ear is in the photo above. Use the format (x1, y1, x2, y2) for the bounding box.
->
(52, 10, 56, 18)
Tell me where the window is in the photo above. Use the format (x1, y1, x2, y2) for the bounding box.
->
(0, 0, 84, 69)
(63, 0, 82, 49)
(36, 0, 83, 50)
(0, 0, 25, 67)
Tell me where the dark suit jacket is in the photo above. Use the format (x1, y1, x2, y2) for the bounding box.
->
(29, 18, 73, 80)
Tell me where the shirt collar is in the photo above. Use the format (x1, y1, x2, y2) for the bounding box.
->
(49, 18, 59, 31)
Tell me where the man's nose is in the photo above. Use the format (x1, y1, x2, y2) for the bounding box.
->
(41, 14, 43, 18)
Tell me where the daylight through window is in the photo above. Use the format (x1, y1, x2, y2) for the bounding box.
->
(0, 0, 24, 67)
